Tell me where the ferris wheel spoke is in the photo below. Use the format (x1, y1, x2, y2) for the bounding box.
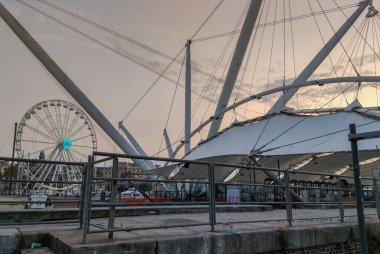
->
(68, 124, 86, 140)
(59, 152, 70, 183)
(67, 150, 85, 180)
(72, 144, 95, 149)
(67, 149, 81, 163)
(29, 163, 45, 181)
(71, 134, 93, 143)
(62, 106, 71, 138)
(64, 114, 80, 138)
(66, 149, 78, 161)
(34, 146, 60, 179)
(28, 143, 59, 157)
(63, 151, 74, 182)
(46, 149, 65, 184)
(70, 148, 88, 160)
(55, 105, 64, 139)
(32, 164, 47, 181)
(43, 107, 60, 140)
(37, 162, 55, 183)
(25, 124, 58, 143)
(32, 113, 60, 141)
(65, 151, 83, 181)
(21, 139, 57, 145)
(47, 164, 58, 186)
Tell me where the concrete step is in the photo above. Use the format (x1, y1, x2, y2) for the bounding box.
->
(21, 247, 56, 254)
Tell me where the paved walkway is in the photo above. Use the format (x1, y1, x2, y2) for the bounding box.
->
(87, 207, 379, 234)
(1, 207, 379, 253)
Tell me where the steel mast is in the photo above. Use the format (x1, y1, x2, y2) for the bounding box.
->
(268, 0, 371, 114)
(207, 0, 263, 138)
(185, 40, 192, 154)
(0, 3, 152, 170)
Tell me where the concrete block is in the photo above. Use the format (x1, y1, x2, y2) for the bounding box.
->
(240, 230, 281, 253)
(212, 233, 242, 254)
(0, 228, 21, 254)
(156, 234, 211, 254)
(315, 224, 350, 246)
(69, 239, 156, 254)
(349, 223, 359, 241)
(21, 247, 55, 254)
(20, 232, 49, 249)
(286, 227, 315, 249)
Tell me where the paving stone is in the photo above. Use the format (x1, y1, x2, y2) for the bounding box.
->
(0, 228, 21, 254)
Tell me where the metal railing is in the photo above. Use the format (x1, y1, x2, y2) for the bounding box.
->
(0, 153, 378, 245)
(0, 156, 86, 226)
(79, 151, 380, 243)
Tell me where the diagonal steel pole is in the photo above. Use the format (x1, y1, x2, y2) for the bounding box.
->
(207, 0, 263, 138)
(0, 3, 150, 171)
(268, 0, 370, 114)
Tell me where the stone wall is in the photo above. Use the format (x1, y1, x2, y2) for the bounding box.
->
(271, 242, 361, 254)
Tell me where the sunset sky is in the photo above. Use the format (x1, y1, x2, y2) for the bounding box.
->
(1, 0, 380, 160)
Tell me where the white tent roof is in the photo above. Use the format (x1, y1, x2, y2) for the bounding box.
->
(185, 111, 380, 160)
(148, 110, 380, 181)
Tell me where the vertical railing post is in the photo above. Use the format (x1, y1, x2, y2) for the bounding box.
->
(349, 123, 368, 254)
(336, 177, 344, 222)
(79, 164, 87, 229)
(285, 169, 292, 226)
(82, 155, 92, 243)
(373, 177, 380, 219)
(208, 163, 216, 232)
(108, 157, 118, 239)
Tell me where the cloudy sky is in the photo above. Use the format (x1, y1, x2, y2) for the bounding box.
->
(1, 0, 380, 161)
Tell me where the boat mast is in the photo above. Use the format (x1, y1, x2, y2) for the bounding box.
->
(268, 0, 372, 114)
(185, 40, 192, 154)
(207, 0, 263, 139)
(0, 3, 152, 170)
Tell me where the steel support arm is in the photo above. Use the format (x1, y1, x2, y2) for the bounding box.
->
(0, 3, 151, 171)
(118, 122, 155, 169)
(207, 0, 263, 138)
(163, 129, 174, 158)
(268, 0, 370, 114)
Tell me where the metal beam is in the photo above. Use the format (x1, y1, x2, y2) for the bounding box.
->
(163, 129, 174, 158)
(118, 122, 155, 169)
(349, 124, 369, 254)
(268, 0, 370, 114)
(0, 3, 151, 171)
(185, 40, 192, 154)
(207, 0, 263, 138)
(349, 130, 380, 141)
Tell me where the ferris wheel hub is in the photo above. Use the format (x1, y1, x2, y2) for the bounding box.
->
(63, 138, 73, 150)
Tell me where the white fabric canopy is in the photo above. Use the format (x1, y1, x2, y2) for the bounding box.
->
(186, 111, 380, 160)
(149, 110, 380, 181)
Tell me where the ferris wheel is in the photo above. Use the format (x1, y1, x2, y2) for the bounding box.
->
(15, 99, 97, 191)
